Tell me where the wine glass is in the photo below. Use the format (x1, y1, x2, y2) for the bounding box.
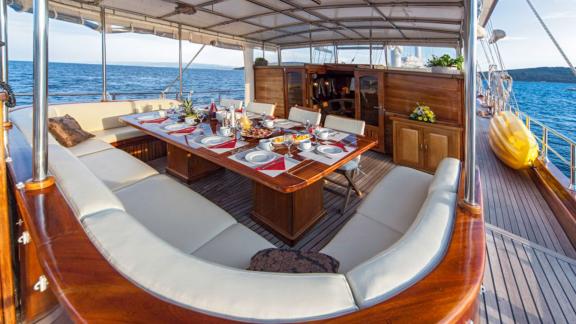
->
(284, 133, 294, 158)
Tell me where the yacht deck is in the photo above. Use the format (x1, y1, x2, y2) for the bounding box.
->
(150, 116, 576, 323)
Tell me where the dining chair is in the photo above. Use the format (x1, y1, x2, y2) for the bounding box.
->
(220, 98, 243, 110)
(247, 102, 276, 116)
(288, 106, 321, 125)
(323, 114, 366, 213)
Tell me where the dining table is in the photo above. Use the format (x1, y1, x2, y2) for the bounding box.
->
(120, 112, 377, 245)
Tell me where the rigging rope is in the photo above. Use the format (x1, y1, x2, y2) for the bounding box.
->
(525, 0, 576, 77)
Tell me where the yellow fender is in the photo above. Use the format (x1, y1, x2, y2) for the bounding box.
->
(488, 111, 539, 170)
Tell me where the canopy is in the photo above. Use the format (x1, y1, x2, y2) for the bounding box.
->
(10, 0, 498, 49)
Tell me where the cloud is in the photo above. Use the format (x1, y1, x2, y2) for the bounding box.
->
(542, 11, 576, 20)
(500, 36, 529, 42)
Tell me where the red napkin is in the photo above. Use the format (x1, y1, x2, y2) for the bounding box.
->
(140, 117, 168, 124)
(168, 126, 196, 135)
(328, 141, 348, 152)
(209, 139, 237, 149)
(255, 157, 286, 171)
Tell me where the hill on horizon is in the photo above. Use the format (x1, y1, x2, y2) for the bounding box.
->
(506, 67, 576, 84)
(9, 60, 239, 70)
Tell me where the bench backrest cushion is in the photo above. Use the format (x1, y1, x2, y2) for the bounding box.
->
(51, 101, 135, 132)
(82, 209, 358, 323)
(48, 144, 125, 219)
(288, 106, 321, 125)
(346, 190, 457, 308)
(428, 158, 461, 194)
(11, 108, 58, 146)
(324, 115, 365, 136)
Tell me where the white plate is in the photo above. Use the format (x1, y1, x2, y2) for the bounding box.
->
(274, 119, 290, 125)
(200, 135, 230, 146)
(162, 123, 188, 131)
(245, 151, 277, 165)
(316, 145, 343, 156)
(298, 146, 315, 152)
(137, 114, 160, 121)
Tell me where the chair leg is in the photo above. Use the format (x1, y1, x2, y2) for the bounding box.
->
(344, 169, 362, 197)
(341, 170, 354, 214)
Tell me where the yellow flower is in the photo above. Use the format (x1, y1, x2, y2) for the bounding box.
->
(418, 117, 423, 120)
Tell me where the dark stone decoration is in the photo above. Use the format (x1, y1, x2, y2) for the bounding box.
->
(248, 248, 340, 273)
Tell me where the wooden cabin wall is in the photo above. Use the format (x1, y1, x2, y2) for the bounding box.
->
(383, 71, 464, 154)
(254, 67, 286, 118)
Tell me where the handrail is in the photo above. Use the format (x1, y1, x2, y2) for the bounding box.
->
(14, 89, 244, 102)
(511, 107, 576, 189)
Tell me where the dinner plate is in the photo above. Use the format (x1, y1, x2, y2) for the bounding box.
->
(200, 135, 230, 146)
(316, 145, 344, 156)
(137, 114, 160, 121)
(245, 151, 276, 165)
(274, 119, 290, 125)
(162, 123, 188, 131)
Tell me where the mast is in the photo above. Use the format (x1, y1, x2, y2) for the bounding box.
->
(0, 0, 8, 126)
(100, 7, 107, 101)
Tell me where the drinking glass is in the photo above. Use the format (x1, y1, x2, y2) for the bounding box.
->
(284, 133, 294, 157)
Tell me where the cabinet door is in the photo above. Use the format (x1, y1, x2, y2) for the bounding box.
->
(355, 70, 385, 152)
(285, 68, 306, 113)
(423, 128, 461, 172)
(394, 123, 422, 169)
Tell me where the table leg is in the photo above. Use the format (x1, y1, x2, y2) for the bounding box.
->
(166, 144, 221, 183)
(251, 180, 326, 245)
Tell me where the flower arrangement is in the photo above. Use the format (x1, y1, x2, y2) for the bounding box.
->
(409, 103, 436, 123)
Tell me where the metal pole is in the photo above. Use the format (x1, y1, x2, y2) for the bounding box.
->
(571, 143, 576, 190)
(334, 43, 338, 64)
(31, 0, 50, 183)
(464, 0, 478, 206)
(541, 128, 549, 162)
(0, 0, 8, 126)
(277, 48, 282, 65)
(100, 7, 107, 101)
(178, 24, 183, 99)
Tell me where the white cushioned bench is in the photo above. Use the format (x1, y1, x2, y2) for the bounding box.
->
(11, 101, 461, 322)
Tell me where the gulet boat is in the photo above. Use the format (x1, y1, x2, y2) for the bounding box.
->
(1, 1, 576, 323)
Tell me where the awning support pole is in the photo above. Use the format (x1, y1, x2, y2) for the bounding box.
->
(0, 0, 9, 127)
(334, 43, 338, 64)
(277, 48, 282, 65)
(178, 24, 183, 99)
(463, 0, 478, 207)
(243, 47, 254, 105)
(100, 7, 107, 102)
(27, 0, 54, 190)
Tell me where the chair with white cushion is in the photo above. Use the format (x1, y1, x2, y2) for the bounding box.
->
(220, 98, 243, 110)
(324, 115, 366, 212)
(246, 102, 276, 116)
(288, 106, 321, 125)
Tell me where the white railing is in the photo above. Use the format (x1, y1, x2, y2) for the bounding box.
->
(511, 107, 576, 190)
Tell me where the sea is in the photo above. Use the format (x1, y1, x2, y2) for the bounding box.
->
(7, 61, 576, 177)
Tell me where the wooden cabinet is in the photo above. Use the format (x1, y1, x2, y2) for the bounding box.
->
(284, 68, 307, 116)
(355, 69, 385, 152)
(254, 67, 286, 118)
(392, 117, 462, 173)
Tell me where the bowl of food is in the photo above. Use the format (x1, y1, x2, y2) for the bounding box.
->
(241, 127, 273, 139)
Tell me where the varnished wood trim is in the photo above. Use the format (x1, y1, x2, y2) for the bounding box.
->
(24, 176, 56, 191)
(531, 159, 576, 249)
(0, 105, 17, 323)
(3, 121, 12, 128)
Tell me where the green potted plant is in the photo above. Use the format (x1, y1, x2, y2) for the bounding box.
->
(254, 57, 268, 66)
(426, 54, 463, 74)
(181, 99, 198, 124)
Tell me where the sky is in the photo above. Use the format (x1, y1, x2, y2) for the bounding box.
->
(6, 0, 576, 70)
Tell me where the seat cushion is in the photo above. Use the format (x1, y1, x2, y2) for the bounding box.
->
(338, 156, 360, 171)
(321, 214, 403, 273)
(288, 107, 322, 125)
(48, 114, 95, 147)
(192, 224, 274, 269)
(82, 209, 358, 322)
(346, 190, 457, 308)
(324, 115, 365, 135)
(91, 126, 145, 143)
(114, 175, 236, 254)
(428, 158, 461, 194)
(48, 144, 125, 220)
(356, 166, 433, 234)
(248, 248, 340, 274)
(79, 149, 158, 191)
(67, 138, 114, 157)
(247, 102, 275, 116)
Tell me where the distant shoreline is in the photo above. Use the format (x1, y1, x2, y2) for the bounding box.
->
(484, 67, 576, 84)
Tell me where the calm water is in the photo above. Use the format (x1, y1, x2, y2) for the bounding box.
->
(8, 61, 576, 176)
(8, 61, 244, 106)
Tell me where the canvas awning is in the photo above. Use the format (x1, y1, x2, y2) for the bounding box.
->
(10, 0, 498, 49)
